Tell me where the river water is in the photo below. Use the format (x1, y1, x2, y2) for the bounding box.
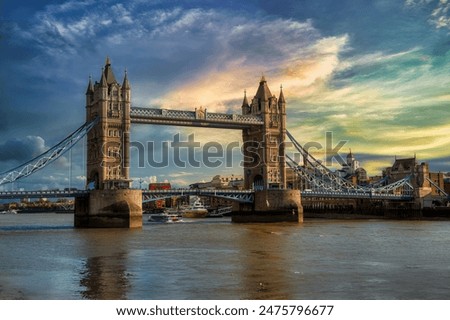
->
(0, 213, 449, 300)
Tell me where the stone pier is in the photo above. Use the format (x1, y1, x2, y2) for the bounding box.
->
(232, 189, 303, 223)
(74, 189, 142, 228)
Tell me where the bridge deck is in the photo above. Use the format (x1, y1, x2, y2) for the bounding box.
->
(301, 191, 414, 201)
(142, 189, 254, 203)
(0, 190, 89, 199)
(0, 189, 415, 201)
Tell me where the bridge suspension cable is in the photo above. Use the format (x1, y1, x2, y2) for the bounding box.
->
(286, 130, 367, 193)
(0, 118, 98, 186)
(285, 130, 414, 199)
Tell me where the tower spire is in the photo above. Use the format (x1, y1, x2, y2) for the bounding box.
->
(255, 75, 272, 101)
(260, 73, 266, 83)
(103, 56, 117, 84)
(241, 89, 250, 114)
(122, 69, 130, 89)
(86, 75, 94, 94)
(278, 84, 285, 104)
(100, 67, 107, 87)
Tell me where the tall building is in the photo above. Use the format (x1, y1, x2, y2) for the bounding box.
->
(85, 57, 131, 190)
(242, 77, 287, 190)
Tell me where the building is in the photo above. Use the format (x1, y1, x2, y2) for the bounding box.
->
(241, 77, 287, 190)
(336, 150, 368, 185)
(384, 156, 446, 197)
(189, 174, 244, 190)
(85, 57, 131, 190)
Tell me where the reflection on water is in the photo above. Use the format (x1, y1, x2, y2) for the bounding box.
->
(77, 229, 136, 299)
(1, 214, 450, 299)
(80, 254, 129, 299)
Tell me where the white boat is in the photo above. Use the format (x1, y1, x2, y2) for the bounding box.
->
(148, 211, 182, 223)
(182, 197, 208, 218)
(1, 209, 18, 214)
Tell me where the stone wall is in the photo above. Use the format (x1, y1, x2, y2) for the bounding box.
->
(75, 189, 142, 228)
(233, 189, 303, 223)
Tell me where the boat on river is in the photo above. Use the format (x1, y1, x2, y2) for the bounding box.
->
(1, 209, 18, 214)
(148, 211, 182, 223)
(182, 197, 208, 218)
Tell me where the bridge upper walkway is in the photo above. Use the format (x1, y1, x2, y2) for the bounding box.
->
(130, 107, 263, 129)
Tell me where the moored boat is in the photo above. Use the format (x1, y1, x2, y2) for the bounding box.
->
(182, 197, 208, 218)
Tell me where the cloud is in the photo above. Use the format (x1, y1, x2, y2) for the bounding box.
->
(404, 0, 450, 30)
(155, 22, 347, 112)
(430, 0, 450, 28)
(0, 136, 47, 163)
(405, 0, 435, 7)
(167, 171, 195, 178)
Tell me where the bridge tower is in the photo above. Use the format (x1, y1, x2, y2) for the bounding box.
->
(237, 77, 303, 222)
(242, 76, 287, 190)
(85, 57, 131, 190)
(75, 58, 142, 228)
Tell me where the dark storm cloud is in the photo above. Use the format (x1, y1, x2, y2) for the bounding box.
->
(0, 136, 47, 163)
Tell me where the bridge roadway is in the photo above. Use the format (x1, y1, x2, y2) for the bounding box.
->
(142, 189, 254, 203)
(0, 189, 90, 199)
(0, 189, 255, 202)
(0, 189, 413, 201)
(301, 190, 414, 201)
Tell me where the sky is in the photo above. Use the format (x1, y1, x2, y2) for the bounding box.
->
(1, 0, 450, 190)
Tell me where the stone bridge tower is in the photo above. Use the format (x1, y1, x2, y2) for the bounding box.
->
(236, 77, 303, 223)
(85, 57, 131, 190)
(76, 58, 141, 228)
(242, 76, 287, 190)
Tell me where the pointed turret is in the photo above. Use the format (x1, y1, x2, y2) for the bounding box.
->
(103, 56, 117, 85)
(100, 67, 108, 87)
(255, 75, 272, 101)
(85, 75, 94, 95)
(278, 84, 286, 114)
(346, 149, 354, 166)
(122, 69, 130, 90)
(241, 90, 250, 114)
(278, 85, 285, 104)
(85, 75, 94, 107)
(122, 69, 131, 103)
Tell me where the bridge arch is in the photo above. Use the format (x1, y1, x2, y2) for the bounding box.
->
(88, 170, 100, 190)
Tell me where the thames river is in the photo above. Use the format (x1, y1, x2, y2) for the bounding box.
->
(0, 213, 449, 300)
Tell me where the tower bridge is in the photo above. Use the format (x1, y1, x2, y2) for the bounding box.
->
(0, 57, 437, 227)
(77, 58, 301, 227)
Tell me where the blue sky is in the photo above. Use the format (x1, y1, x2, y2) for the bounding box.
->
(1, 0, 450, 190)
